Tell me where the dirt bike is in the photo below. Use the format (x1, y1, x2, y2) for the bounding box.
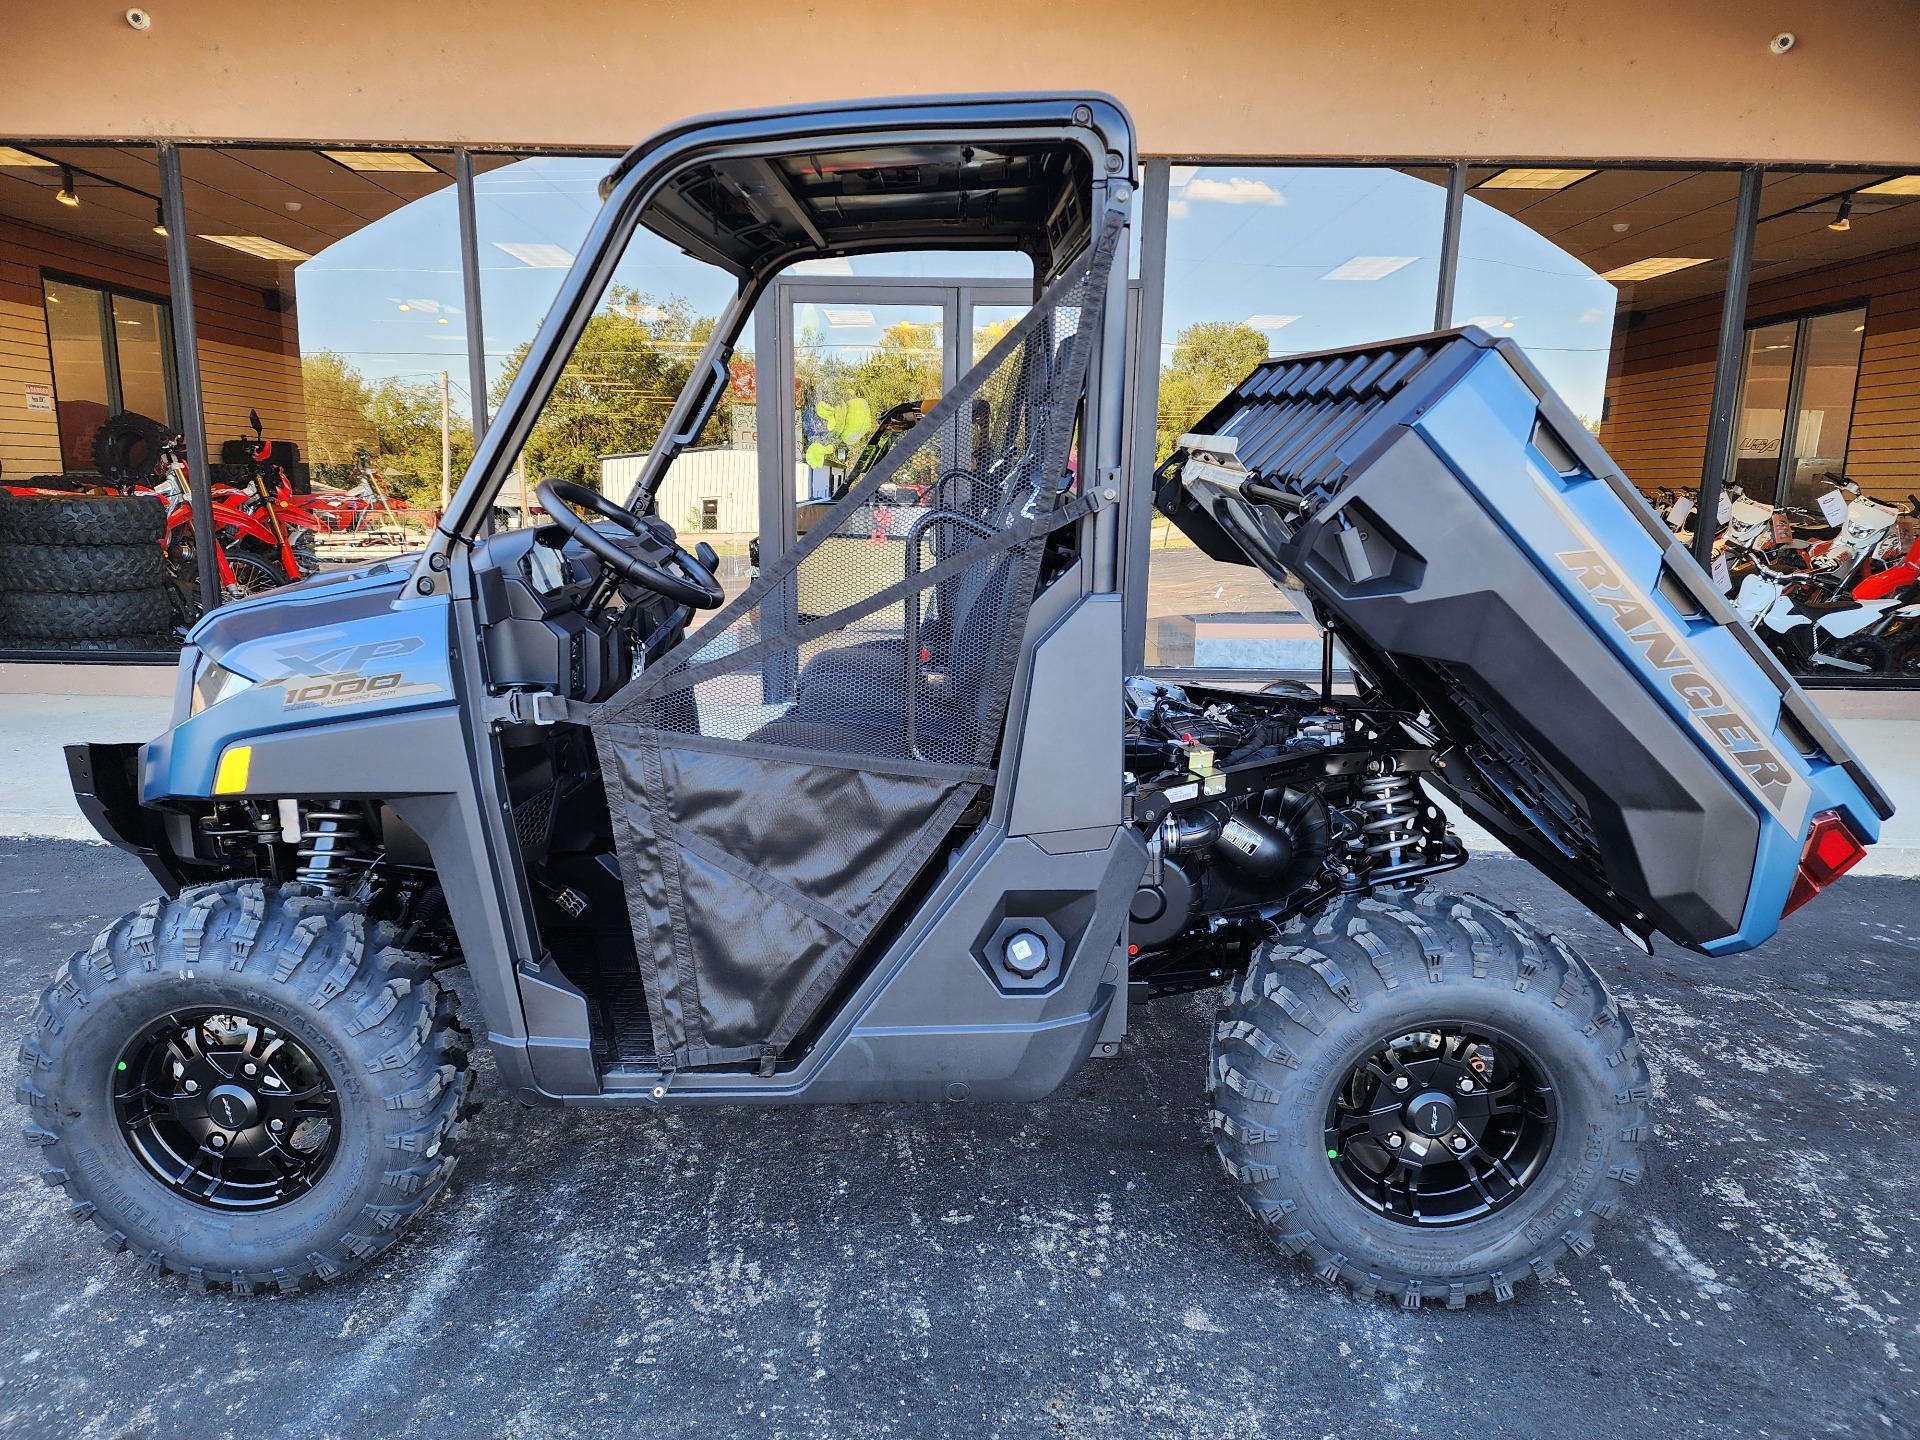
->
(149, 435, 299, 620)
(219, 409, 319, 582)
(1732, 551, 1920, 676)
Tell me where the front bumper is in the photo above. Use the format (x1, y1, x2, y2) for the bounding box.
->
(66, 742, 192, 894)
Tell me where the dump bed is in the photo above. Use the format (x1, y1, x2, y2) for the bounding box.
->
(1157, 327, 1890, 955)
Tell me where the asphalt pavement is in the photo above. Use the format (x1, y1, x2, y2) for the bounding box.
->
(1, 841, 1915, 1439)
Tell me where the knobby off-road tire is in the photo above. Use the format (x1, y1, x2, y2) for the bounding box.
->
(0, 542, 169, 594)
(0, 491, 166, 547)
(15, 881, 472, 1294)
(90, 411, 170, 486)
(1208, 887, 1651, 1309)
(2, 586, 172, 640)
(0, 633, 174, 654)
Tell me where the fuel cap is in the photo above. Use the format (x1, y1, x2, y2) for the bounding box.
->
(1002, 930, 1049, 979)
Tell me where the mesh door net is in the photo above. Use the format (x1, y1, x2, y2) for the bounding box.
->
(591, 216, 1122, 1069)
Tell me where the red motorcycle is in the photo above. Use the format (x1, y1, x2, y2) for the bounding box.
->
(88, 411, 306, 615)
(216, 409, 319, 583)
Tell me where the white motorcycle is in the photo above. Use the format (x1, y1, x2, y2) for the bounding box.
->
(1733, 557, 1920, 676)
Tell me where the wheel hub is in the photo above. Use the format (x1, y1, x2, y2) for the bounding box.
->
(1405, 1089, 1457, 1138)
(113, 1009, 340, 1211)
(1325, 1025, 1557, 1228)
(204, 1083, 260, 1131)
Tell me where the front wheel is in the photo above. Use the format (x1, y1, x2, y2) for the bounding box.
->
(1208, 888, 1650, 1309)
(15, 881, 471, 1293)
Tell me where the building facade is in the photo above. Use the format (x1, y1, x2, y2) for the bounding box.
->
(3, 0, 1918, 679)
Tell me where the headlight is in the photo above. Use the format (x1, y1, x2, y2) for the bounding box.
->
(189, 659, 255, 715)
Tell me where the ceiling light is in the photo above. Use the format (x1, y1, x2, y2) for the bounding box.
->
(1859, 175, 1920, 196)
(1478, 168, 1597, 191)
(1828, 195, 1852, 232)
(1599, 256, 1712, 281)
(199, 234, 311, 261)
(0, 147, 56, 168)
(1245, 314, 1301, 330)
(55, 168, 79, 207)
(1322, 256, 1416, 281)
(151, 202, 167, 237)
(823, 308, 875, 328)
(322, 149, 435, 173)
(493, 241, 573, 269)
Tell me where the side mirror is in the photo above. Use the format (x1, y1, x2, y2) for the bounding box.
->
(249, 408, 262, 437)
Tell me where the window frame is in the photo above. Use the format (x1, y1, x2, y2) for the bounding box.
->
(39, 268, 181, 455)
(1733, 297, 1871, 506)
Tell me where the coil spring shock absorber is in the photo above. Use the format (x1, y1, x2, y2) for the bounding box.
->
(296, 803, 373, 896)
(1356, 771, 1421, 877)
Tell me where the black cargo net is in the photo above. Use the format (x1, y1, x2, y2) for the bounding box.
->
(591, 216, 1121, 1069)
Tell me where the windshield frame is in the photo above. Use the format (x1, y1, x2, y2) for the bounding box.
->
(405, 97, 1129, 599)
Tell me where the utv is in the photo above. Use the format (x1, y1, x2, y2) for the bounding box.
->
(22, 95, 1889, 1306)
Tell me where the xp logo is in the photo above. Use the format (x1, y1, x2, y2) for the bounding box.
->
(270, 636, 424, 679)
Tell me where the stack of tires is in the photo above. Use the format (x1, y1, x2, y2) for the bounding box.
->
(0, 492, 174, 653)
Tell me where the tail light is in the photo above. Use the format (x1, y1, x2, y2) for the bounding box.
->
(1783, 810, 1869, 916)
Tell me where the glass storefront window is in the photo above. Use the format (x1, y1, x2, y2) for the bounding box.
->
(792, 301, 943, 502)
(1455, 172, 1619, 429)
(1731, 320, 1801, 498)
(1787, 308, 1868, 507)
(110, 292, 174, 427)
(1146, 165, 1445, 672)
(41, 279, 115, 470)
(972, 303, 1028, 365)
(38, 277, 175, 471)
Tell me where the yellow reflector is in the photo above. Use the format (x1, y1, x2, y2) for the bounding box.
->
(213, 746, 252, 794)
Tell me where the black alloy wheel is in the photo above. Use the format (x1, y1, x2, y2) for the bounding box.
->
(1324, 1024, 1557, 1227)
(113, 1008, 341, 1211)
(1208, 888, 1650, 1307)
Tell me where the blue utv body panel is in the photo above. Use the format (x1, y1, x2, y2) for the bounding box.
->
(142, 564, 456, 802)
(1161, 327, 1889, 956)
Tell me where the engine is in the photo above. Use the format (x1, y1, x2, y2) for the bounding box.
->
(1122, 677, 1465, 995)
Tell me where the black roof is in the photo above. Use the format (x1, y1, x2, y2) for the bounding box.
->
(604, 94, 1132, 281)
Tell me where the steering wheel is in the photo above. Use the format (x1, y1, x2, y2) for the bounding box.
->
(535, 478, 724, 610)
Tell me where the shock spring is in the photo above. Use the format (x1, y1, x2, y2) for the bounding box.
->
(295, 804, 373, 895)
(1356, 772, 1420, 873)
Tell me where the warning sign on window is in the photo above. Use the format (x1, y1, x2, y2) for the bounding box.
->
(23, 382, 52, 413)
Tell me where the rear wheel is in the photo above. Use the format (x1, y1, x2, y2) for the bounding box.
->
(1830, 635, 1889, 675)
(1892, 638, 1920, 680)
(15, 881, 472, 1293)
(1208, 888, 1650, 1308)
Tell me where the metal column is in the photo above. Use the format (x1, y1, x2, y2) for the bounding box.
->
(1434, 161, 1467, 332)
(1121, 158, 1170, 671)
(157, 143, 220, 615)
(455, 150, 490, 442)
(1694, 165, 1765, 569)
